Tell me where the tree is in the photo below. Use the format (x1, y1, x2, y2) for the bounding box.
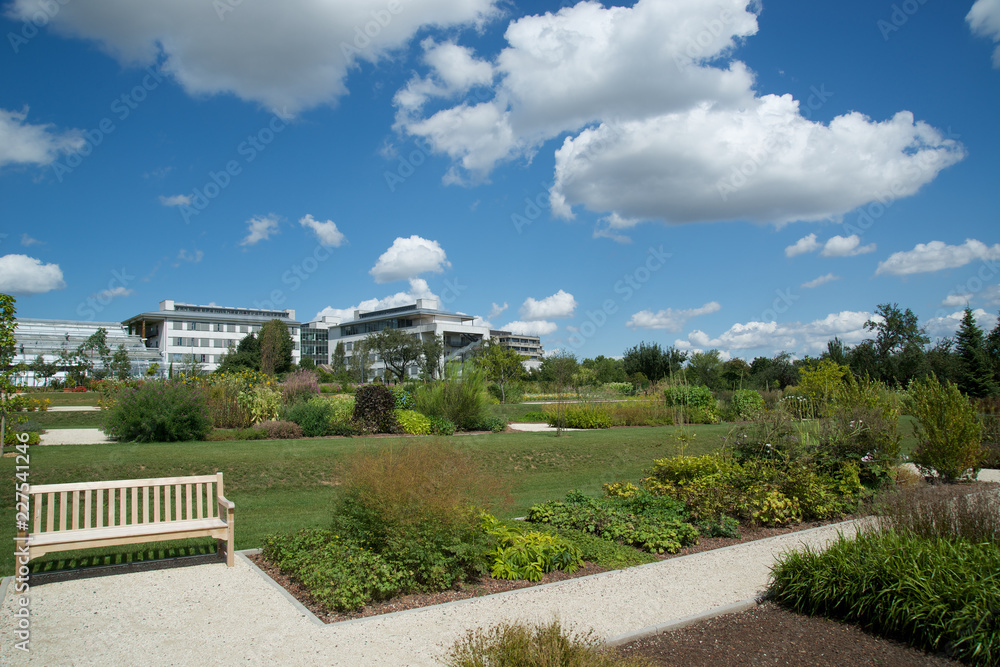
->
(581, 355, 626, 384)
(367, 328, 421, 383)
(29, 354, 57, 388)
(350, 337, 373, 383)
(474, 338, 526, 403)
(720, 358, 751, 389)
(987, 314, 1000, 388)
(80, 328, 112, 380)
(685, 350, 723, 391)
(954, 307, 997, 398)
(110, 344, 132, 380)
(622, 341, 686, 383)
(749, 352, 798, 390)
(331, 341, 346, 375)
(0, 294, 18, 454)
(216, 333, 260, 374)
(547, 350, 578, 436)
(420, 335, 443, 381)
(258, 319, 293, 375)
(299, 356, 316, 370)
(825, 337, 848, 366)
(863, 303, 929, 386)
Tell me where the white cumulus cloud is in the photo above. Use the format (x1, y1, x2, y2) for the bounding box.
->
(313, 278, 440, 323)
(820, 234, 876, 257)
(95, 286, 133, 300)
(520, 290, 577, 320)
(488, 301, 508, 318)
(675, 310, 874, 356)
(159, 194, 191, 207)
(876, 239, 1000, 276)
(941, 293, 972, 308)
(239, 214, 280, 246)
(501, 319, 558, 337)
(0, 107, 83, 169)
(370, 235, 450, 284)
(801, 273, 840, 289)
(0, 254, 66, 294)
(925, 308, 996, 339)
(785, 233, 820, 257)
(626, 301, 721, 332)
(968, 0, 1000, 67)
(299, 214, 346, 247)
(5, 0, 498, 115)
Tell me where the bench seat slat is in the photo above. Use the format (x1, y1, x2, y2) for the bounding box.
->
(26, 518, 229, 547)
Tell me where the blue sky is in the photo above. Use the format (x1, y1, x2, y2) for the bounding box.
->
(1, 0, 998, 361)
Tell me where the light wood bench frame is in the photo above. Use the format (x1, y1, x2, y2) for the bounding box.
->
(17, 473, 235, 567)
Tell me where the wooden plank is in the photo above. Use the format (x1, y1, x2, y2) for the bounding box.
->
(131, 487, 138, 526)
(59, 491, 67, 532)
(84, 490, 92, 530)
(30, 475, 219, 494)
(33, 492, 42, 534)
(196, 483, 204, 520)
(164, 484, 171, 522)
(185, 484, 193, 521)
(46, 492, 54, 532)
(72, 490, 80, 531)
(154, 486, 161, 523)
(108, 489, 116, 527)
(96, 489, 103, 529)
(174, 485, 181, 522)
(142, 486, 149, 524)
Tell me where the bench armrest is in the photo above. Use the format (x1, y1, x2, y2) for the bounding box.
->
(217, 496, 235, 510)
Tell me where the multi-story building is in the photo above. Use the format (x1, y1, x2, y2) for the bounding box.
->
(299, 321, 331, 366)
(328, 299, 489, 379)
(12, 318, 162, 384)
(489, 329, 544, 370)
(122, 300, 301, 373)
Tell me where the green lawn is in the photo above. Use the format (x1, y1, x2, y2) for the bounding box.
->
(23, 391, 102, 407)
(1, 417, 925, 577)
(25, 410, 104, 429)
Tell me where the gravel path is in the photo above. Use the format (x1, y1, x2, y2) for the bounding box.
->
(1, 520, 863, 666)
(38, 429, 111, 446)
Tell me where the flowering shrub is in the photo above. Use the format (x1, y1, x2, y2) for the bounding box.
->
(24, 398, 51, 412)
(198, 370, 278, 428)
(101, 380, 212, 443)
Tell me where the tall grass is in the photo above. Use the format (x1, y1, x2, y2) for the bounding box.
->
(876, 485, 1000, 547)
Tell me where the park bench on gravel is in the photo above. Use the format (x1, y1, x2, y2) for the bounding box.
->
(17, 473, 235, 567)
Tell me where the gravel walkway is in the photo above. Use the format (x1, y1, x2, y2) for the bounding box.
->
(38, 429, 111, 446)
(1, 520, 863, 666)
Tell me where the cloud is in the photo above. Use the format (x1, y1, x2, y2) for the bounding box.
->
(394, 0, 963, 227)
(5, 0, 497, 115)
(501, 319, 558, 336)
(785, 233, 820, 257)
(801, 273, 840, 289)
(984, 285, 1000, 307)
(941, 293, 972, 308)
(299, 214, 346, 247)
(675, 310, 874, 356)
(20, 233, 42, 246)
(626, 301, 721, 332)
(968, 0, 1000, 67)
(0, 254, 66, 294)
(520, 290, 577, 319)
(370, 235, 450, 283)
(819, 234, 876, 257)
(173, 248, 203, 267)
(0, 107, 83, 168)
(312, 278, 439, 323)
(875, 239, 1000, 276)
(239, 214, 280, 246)
(925, 308, 996, 339)
(394, 39, 495, 113)
(488, 301, 508, 318)
(159, 194, 191, 207)
(95, 286, 133, 300)
(593, 214, 635, 244)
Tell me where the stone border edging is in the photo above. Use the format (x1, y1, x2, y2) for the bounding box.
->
(605, 596, 764, 646)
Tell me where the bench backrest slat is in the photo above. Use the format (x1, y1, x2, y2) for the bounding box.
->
(29, 475, 221, 494)
(72, 491, 80, 531)
(46, 492, 54, 532)
(84, 491, 92, 530)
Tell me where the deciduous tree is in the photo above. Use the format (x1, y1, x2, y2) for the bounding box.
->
(474, 338, 526, 403)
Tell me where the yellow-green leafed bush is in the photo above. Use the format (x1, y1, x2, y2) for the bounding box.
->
(543, 404, 613, 429)
(602, 480, 639, 498)
(326, 395, 355, 426)
(645, 454, 729, 485)
(394, 409, 431, 435)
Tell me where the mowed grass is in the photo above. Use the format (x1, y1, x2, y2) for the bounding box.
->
(25, 410, 104, 429)
(0, 415, 927, 577)
(21, 391, 101, 407)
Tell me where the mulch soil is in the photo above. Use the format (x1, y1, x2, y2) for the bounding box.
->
(251, 480, 996, 664)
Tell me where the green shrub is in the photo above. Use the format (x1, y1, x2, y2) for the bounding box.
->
(101, 380, 212, 443)
(527, 490, 698, 554)
(391, 385, 415, 410)
(4, 430, 40, 445)
(283, 397, 333, 437)
(326, 395, 355, 428)
(481, 514, 583, 581)
(730, 389, 765, 421)
(978, 397, 1000, 468)
(257, 420, 304, 439)
(698, 516, 740, 539)
(908, 375, 985, 482)
(529, 524, 658, 569)
(521, 410, 548, 421)
(414, 365, 490, 431)
(428, 415, 456, 435)
(821, 374, 901, 488)
(488, 381, 525, 404)
(603, 381, 634, 396)
(330, 441, 506, 591)
(544, 404, 613, 429)
(769, 529, 1000, 666)
(474, 415, 507, 433)
(605, 401, 674, 427)
(394, 409, 431, 435)
(352, 384, 399, 434)
(261, 529, 407, 611)
(445, 619, 654, 667)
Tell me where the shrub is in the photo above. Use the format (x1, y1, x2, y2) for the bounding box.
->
(101, 380, 213, 443)
(488, 381, 525, 405)
(821, 374, 901, 488)
(391, 384, 415, 410)
(729, 389, 765, 421)
(279, 369, 319, 406)
(481, 514, 583, 581)
(261, 529, 407, 612)
(394, 409, 431, 435)
(414, 365, 489, 431)
(908, 375, 985, 482)
(204, 428, 267, 441)
(977, 397, 1000, 467)
(603, 381, 634, 396)
(473, 415, 507, 433)
(4, 430, 40, 445)
(257, 420, 304, 439)
(238, 383, 282, 426)
(544, 404, 613, 429)
(698, 516, 740, 539)
(769, 529, 1000, 666)
(606, 400, 674, 427)
(527, 490, 698, 554)
(331, 441, 507, 591)
(284, 397, 334, 437)
(352, 384, 399, 434)
(445, 619, 654, 667)
(521, 410, 548, 421)
(428, 415, 456, 436)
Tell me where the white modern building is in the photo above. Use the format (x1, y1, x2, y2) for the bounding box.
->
(122, 300, 301, 373)
(490, 329, 544, 371)
(328, 299, 490, 379)
(12, 318, 162, 384)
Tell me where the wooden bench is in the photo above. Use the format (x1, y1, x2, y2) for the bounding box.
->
(17, 473, 236, 567)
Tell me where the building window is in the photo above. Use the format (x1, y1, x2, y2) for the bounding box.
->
(172, 322, 183, 330)
(240, 325, 248, 334)
(227, 324, 236, 333)
(214, 323, 223, 332)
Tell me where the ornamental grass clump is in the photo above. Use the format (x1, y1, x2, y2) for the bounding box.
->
(279, 368, 319, 406)
(101, 380, 212, 443)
